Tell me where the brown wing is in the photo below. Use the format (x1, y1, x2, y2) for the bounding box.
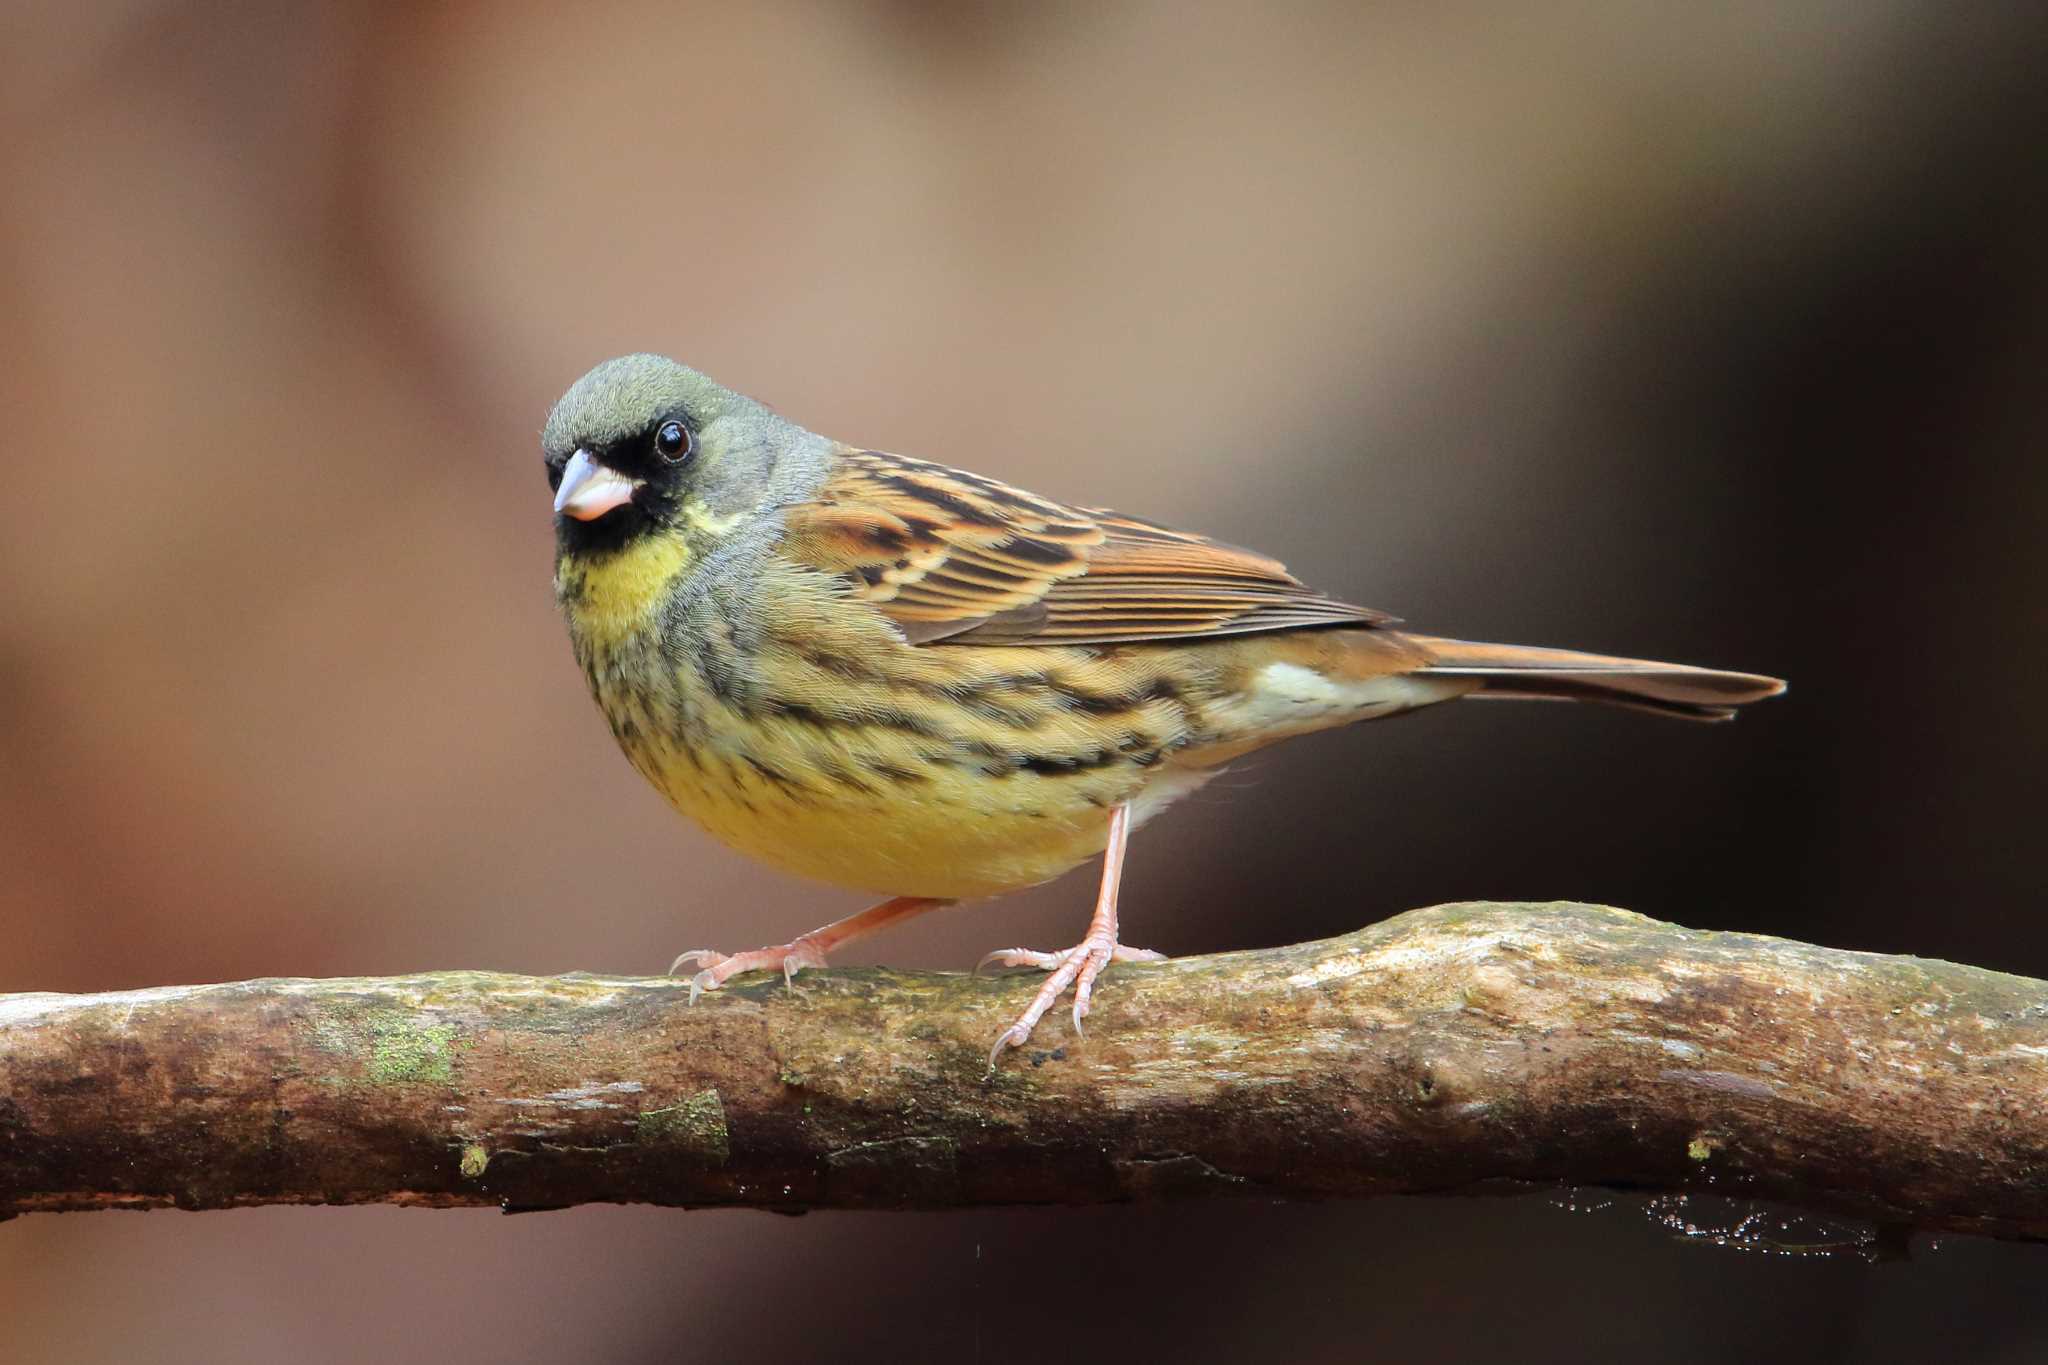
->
(781, 448, 1391, 646)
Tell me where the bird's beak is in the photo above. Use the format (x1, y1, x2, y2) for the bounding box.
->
(553, 449, 642, 521)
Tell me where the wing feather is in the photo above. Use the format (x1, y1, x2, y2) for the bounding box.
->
(780, 448, 1391, 647)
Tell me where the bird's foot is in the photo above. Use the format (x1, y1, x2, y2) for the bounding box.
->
(975, 943, 1166, 975)
(982, 934, 1165, 1065)
(668, 897, 953, 1005)
(669, 937, 828, 1003)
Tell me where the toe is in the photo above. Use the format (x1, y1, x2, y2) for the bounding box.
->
(687, 968, 723, 1006)
(668, 949, 725, 976)
(781, 942, 827, 989)
(988, 1023, 1031, 1069)
(974, 947, 1068, 975)
(1069, 941, 1120, 1027)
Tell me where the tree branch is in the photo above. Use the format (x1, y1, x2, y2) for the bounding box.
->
(3, 902, 2043, 1239)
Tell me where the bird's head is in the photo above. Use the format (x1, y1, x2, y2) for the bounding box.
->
(543, 355, 830, 617)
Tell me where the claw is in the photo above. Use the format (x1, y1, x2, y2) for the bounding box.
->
(687, 968, 718, 1006)
(988, 1023, 1031, 1069)
(1070, 943, 1113, 1035)
(669, 949, 723, 977)
(974, 947, 1065, 976)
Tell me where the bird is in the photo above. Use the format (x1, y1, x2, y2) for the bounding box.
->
(543, 354, 1784, 1065)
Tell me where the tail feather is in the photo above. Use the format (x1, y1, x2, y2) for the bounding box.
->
(1409, 636, 1786, 723)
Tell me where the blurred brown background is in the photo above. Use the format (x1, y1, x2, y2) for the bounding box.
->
(3, 1, 2045, 1361)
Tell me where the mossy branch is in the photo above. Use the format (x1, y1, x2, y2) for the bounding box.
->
(3, 902, 2045, 1240)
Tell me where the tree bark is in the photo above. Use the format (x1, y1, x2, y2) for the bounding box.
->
(3, 901, 2044, 1242)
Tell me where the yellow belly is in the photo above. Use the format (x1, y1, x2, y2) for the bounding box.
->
(671, 764, 1102, 899)
(579, 618, 1209, 898)
(629, 715, 1218, 900)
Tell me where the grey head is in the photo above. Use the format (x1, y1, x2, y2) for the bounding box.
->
(542, 354, 830, 563)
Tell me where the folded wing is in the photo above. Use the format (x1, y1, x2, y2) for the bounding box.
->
(782, 448, 1390, 646)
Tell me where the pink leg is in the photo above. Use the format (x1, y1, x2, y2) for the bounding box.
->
(985, 804, 1162, 1065)
(671, 896, 952, 1003)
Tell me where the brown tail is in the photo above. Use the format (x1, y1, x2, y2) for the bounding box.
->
(1409, 636, 1786, 722)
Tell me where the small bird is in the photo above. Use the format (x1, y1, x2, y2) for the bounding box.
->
(544, 355, 1783, 1064)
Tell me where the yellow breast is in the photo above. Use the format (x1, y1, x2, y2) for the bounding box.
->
(565, 551, 1208, 900)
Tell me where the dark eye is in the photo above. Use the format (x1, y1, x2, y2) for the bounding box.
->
(655, 420, 693, 463)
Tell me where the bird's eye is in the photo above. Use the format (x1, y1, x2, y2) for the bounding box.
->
(655, 420, 693, 463)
